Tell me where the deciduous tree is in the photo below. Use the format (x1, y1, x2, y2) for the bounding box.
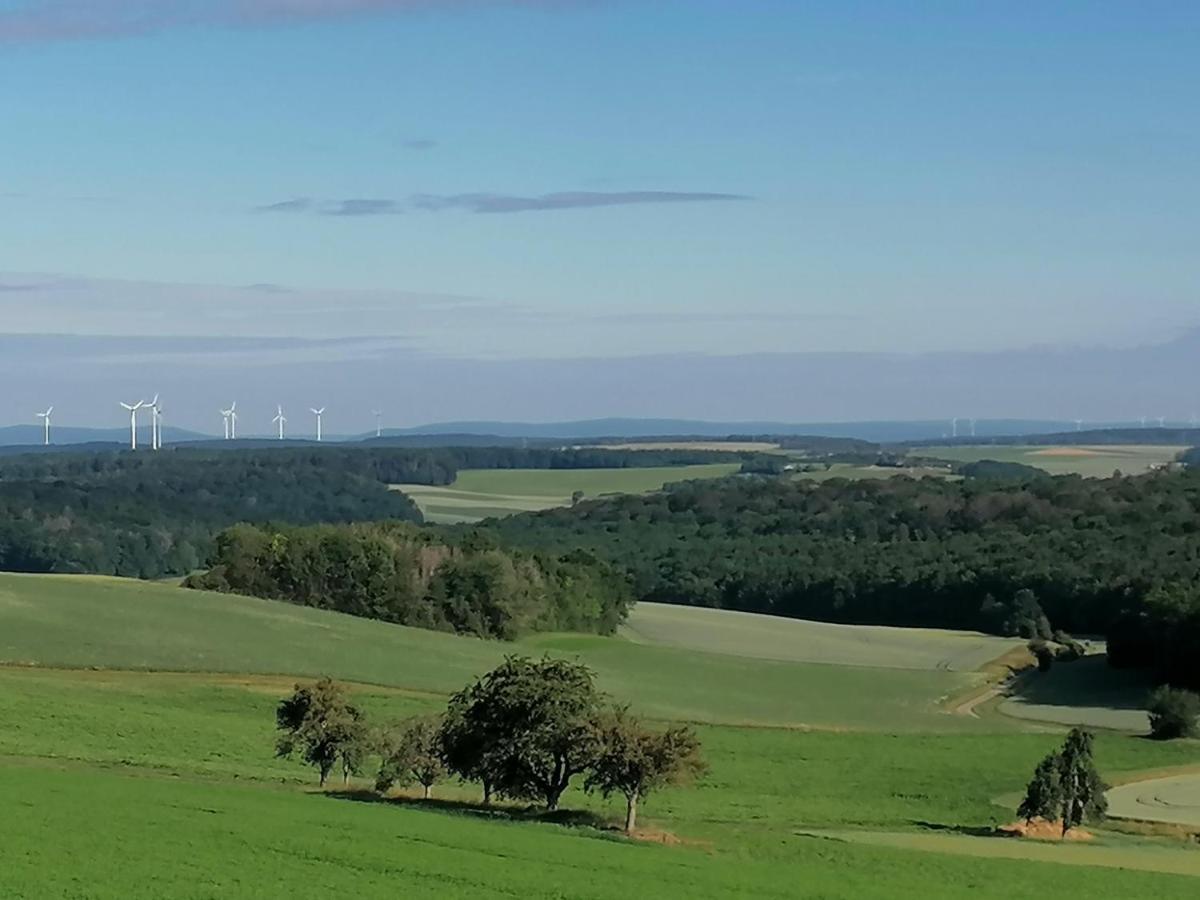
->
(376, 716, 446, 799)
(275, 678, 369, 787)
(585, 707, 707, 833)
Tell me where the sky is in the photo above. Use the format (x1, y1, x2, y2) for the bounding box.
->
(1, 1, 1198, 432)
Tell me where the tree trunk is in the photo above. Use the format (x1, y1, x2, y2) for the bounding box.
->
(625, 793, 638, 834)
(482, 782, 492, 806)
(423, 783, 432, 800)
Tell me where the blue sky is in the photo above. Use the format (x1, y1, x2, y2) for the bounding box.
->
(1, 1, 1198, 429)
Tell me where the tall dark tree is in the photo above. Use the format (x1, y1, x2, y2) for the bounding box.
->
(275, 678, 369, 787)
(1056, 728, 1107, 836)
(1017, 754, 1063, 824)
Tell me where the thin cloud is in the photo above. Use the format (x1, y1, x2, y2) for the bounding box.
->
(402, 139, 438, 151)
(253, 197, 313, 213)
(0, 1, 591, 44)
(323, 198, 404, 216)
(255, 190, 751, 216)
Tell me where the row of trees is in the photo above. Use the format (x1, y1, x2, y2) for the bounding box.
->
(187, 523, 632, 639)
(482, 469, 1200, 687)
(275, 659, 706, 833)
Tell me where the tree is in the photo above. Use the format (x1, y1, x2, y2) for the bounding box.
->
(442, 656, 602, 810)
(376, 716, 446, 799)
(275, 678, 369, 787)
(1029, 640, 1055, 673)
(571, 490, 585, 507)
(1017, 753, 1062, 823)
(585, 707, 707, 833)
(1148, 686, 1200, 739)
(1018, 729, 1107, 836)
(1056, 728, 1107, 836)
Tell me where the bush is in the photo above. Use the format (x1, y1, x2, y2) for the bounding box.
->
(1148, 686, 1200, 740)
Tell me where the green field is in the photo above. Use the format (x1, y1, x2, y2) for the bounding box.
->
(916, 444, 1187, 477)
(3, 573, 1200, 897)
(624, 602, 1021, 671)
(395, 464, 739, 523)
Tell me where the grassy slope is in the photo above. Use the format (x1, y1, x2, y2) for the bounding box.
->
(396, 463, 739, 522)
(623, 602, 1021, 671)
(3, 573, 1200, 896)
(0, 574, 984, 730)
(917, 444, 1186, 477)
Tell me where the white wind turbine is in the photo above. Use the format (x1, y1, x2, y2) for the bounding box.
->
(273, 405, 287, 441)
(220, 402, 238, 440)
(36, 406, 53, 446)
(120, 399, 145, 450)
(373, 409, 382, 439)
(148, 394, 162, 450)
(310, 407, 326, 442)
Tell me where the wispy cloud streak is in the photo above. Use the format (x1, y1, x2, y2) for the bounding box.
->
(0, 1, 585, 44)
(257, 190, 751, 216)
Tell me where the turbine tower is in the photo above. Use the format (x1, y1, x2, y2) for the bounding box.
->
(273, 405, 287, 441)
(951, 417, 959, 439)
(120, 399, 145, 450)
(148, 394, 161, 451)
(373, 409, 382, 439)
(36, 406, 53, 446)
(220, 402, 238, 440)
(310, 407, 326, 443)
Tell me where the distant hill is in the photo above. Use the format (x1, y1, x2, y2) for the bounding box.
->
(0, 424, 209, 447)
(379, 418, 1095, 443)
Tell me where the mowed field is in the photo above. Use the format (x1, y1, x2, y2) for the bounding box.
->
(2, 573, 1200, 897)
(623, 602, 1021, 672)
(917, 444, 1187, 477)
(395, 464, 739, 523)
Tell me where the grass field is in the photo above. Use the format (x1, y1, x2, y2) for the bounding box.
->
(3, 573, 1200, 897)
(394, 464, 739, 523)
(916, 444, 1187, 477)
(623, 602, 1021, 671)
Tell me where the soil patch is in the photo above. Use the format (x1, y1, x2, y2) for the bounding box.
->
(998, 818, 1094, 841)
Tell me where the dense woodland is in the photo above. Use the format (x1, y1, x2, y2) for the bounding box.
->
(482, 466, 1200, 687)
(0, 446, 738, 578)
(186, 522, 631, 638)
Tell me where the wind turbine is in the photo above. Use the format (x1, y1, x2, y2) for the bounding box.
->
(36, 406, 53, 446)
(969, 418, 977, 438)
(220, 402, 238, 440)
(372, 410, 382, 439)
(310, 407, 326, 442)
(273, 405, 287, 441)
(1158, 416, 1167, 429)
(148, 394, 162, 450)
(951, 417, 959, 439)
(120, 399, 145, 450)
(1074, 418, 1083, 432)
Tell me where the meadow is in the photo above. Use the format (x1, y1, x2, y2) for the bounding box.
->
(916, 444, 1187, 477)
(394, 464, 738, 522)
(2, 573, 1200, 897)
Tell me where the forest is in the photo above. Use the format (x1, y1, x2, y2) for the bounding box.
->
(0, 445, 740, 578)
(185, 521, 631, 638)
(481, 466, 1200, 687)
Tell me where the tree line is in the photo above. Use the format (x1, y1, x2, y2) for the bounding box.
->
(186, 522, 633, 639)
(275, 658, 706, 833)
(0, 444, 739, 579)
(480, 467, 1200, 688)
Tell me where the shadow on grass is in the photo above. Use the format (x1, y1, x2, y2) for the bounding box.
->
(323, 788, 613, 832)
(1005, 656, 1152, 712)
(910, 820, 1014, 839)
